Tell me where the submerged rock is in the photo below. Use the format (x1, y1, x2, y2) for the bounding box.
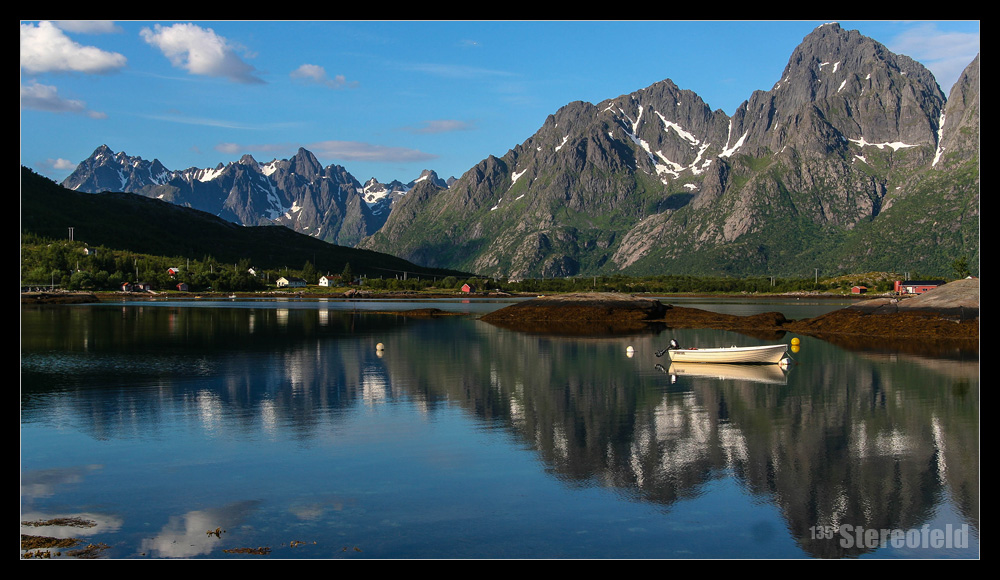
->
(480, 292, 668, 335)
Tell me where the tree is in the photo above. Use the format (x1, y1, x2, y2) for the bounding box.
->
(951, 256, 971, 279)
(301, 260, 317, 284)
(68, 270, 97, 290)
(341, 262, 353, 285)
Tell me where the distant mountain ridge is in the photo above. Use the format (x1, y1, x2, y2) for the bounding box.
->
(61, 23, 979, 279)
(25, 166, 466, 280)
(62, 145, 454, 248)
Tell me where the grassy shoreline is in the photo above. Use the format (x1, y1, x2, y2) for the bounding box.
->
(23, 287, 876, 303)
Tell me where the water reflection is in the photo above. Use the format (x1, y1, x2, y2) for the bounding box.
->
(661, 362, 789, 384)
(21, 304, 978, 558)
(140, 501, 262, 558)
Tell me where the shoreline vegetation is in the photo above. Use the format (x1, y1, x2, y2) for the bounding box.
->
(22, 279, 978, 348)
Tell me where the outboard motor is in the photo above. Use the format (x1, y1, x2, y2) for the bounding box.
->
(655, 339, 681, 358)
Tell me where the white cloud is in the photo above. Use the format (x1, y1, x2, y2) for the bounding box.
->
(51, 158, 78, 170)
(308, 140, 437, 163)
(208, 140, 434, 164)
(290, 64, 358, 89)
(20, 20, 127, 74)
(402, 119, 476, 134)
(20, 80, 106, 118)
(32, 156, 82, 176)
(52, 21, 123, 35)
(140, 113, 258, 130)
(215, 142, 292, 156)
(889, 23, 980, 92)
(140, 23, 264, 84)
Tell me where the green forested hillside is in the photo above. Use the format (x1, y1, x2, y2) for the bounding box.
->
(20, 167, 468, 290)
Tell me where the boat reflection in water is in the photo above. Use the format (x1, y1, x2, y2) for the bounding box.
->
(662, 362, 790, 385)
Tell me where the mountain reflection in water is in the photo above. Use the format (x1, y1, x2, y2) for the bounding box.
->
(20, 302, 978, 559)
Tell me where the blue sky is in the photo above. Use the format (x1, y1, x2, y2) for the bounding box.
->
(20, 20, 979, 185)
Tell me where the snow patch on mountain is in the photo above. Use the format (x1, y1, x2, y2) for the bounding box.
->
(720, 129, 747, 158)
(198, 166, 225, 182)
(260, 161, 279, 176)
(848, 137, 916, 151)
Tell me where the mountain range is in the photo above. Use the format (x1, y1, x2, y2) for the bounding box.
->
(23, 166, 465, 281)
(60, 23, 979, 279)
(61, 144, 453, 248)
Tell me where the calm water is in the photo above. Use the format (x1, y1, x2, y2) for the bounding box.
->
(20, 297, 979, 559)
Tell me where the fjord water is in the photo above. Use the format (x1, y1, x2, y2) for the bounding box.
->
(21, 299, 979, 559)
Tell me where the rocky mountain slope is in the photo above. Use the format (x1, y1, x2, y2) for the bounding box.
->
(359, 23, 979, 279)
(60, 23, 978, 280)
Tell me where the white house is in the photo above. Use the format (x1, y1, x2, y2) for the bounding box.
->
(276, 276, 307, 288)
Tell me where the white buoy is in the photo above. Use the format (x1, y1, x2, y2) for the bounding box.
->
(779, 358, 792, 368)
(376, 342, 385, 351)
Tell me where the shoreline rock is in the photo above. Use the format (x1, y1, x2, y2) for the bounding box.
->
(20, 291, 100, 305)
(479, 283, 979, 345)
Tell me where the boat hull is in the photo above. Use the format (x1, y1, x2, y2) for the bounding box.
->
(666, 344, 788, 364)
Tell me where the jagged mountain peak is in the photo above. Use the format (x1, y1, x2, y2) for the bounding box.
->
(744, 21, 947, 151)
(284, 147, 323, 178)
(409, 169, 448, 189)
(786, 22, 941, 95)
(91, 143, 114, 159)
(238, 154, 259, 166)
(363, 25, 977, 279)
(61, 144, 172, 192)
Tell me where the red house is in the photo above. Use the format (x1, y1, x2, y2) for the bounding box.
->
(894, 280, 944, 295)
(851, 286, 867, 294)
(461, 283, 476, 293)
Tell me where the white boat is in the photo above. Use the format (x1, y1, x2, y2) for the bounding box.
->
(657, 342, 789, 364)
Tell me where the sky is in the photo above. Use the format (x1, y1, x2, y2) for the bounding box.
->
(20, 20, 980, 185)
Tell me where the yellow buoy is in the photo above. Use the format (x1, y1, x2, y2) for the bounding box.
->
(790, 337, 800, 346)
